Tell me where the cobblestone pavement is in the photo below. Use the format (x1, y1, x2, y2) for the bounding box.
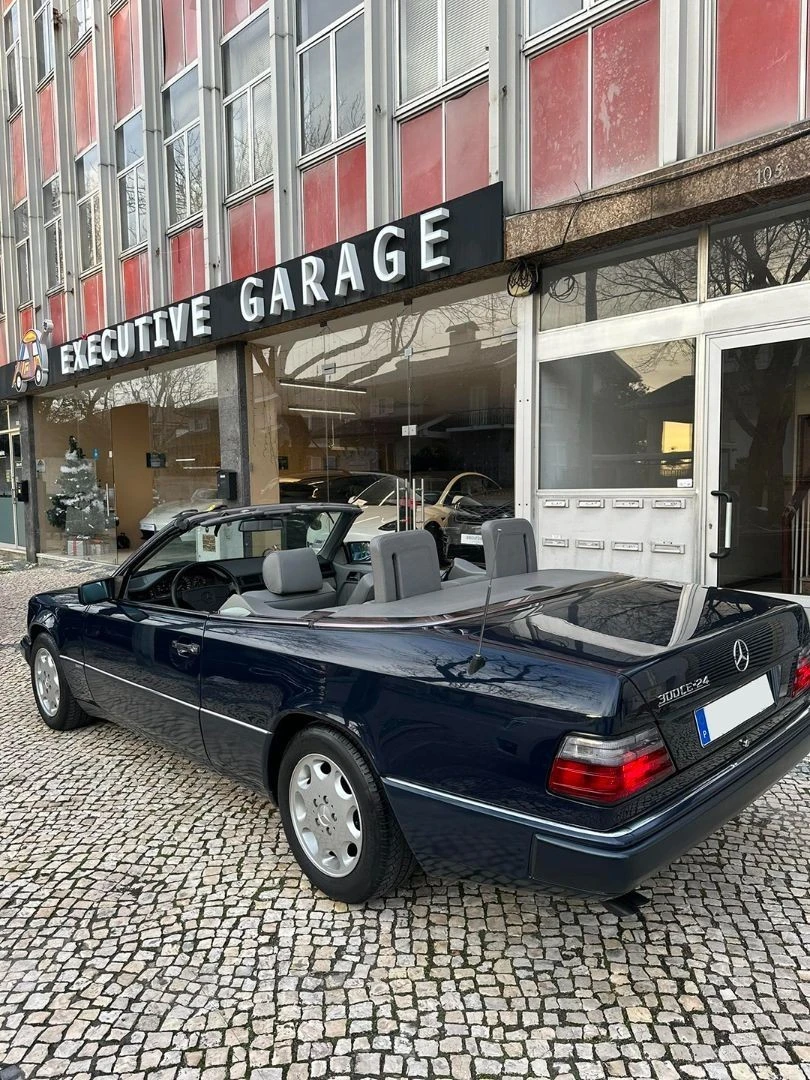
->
(1, 565, 810, 1080)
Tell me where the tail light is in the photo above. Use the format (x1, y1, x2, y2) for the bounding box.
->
(548, 727, 675, 805)
(792, 650, 810, 697)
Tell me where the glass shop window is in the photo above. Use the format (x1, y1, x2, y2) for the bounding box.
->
(538, 339, 696, 489)
(709, 205, 810, 298)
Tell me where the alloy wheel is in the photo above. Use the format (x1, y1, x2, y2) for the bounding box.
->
(289, 752, 363, 877)
(34, 648, 61, 718)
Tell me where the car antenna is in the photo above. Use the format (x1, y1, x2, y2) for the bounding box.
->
(468, 532, 499, 676)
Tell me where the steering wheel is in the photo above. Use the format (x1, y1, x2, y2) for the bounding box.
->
(170, 562, 242, 611)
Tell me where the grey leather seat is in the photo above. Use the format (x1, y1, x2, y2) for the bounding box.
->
(370, 530, 442, 603)
(219, 548, 335, 616)
(481, 518, 538, 578)
(344, 573, 375, 604)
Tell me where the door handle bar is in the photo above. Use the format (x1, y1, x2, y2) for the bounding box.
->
(710, 490, 733, 560)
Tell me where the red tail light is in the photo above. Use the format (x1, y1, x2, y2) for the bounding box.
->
(548, 727, 675, 805)
(792, 652, 810, 697)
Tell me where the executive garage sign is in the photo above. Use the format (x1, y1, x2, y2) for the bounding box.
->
(2, 184, 503, 399)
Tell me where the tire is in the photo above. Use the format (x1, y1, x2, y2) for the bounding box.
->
(30, 634, 93, 732)
(278, 725, 416, 904)
(13, 374, 22, 393)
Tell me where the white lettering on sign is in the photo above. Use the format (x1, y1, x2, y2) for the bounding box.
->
(60, 344, 74, 376)
(101, 328, 118, 363)
(73, 338, 88, 371)
(241, 276, 265, 323)
(87, 334, 103, 367)
(270, 267, 295, 315)
(420, 207, 450, 270)
(301, 256, 328, 306)
(134, 314, 153, 352)
(191, 295, 212, 336)
(335, 243, 364, 297)
(153, 310, 170, 348)
(169, 302, 190, 342)
(117, 322, 136, 359)
(373, 225, 406, 283)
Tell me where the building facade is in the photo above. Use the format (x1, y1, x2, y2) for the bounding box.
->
(2, 0, 810, 610)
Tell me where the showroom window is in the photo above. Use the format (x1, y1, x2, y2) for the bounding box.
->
(34, 0, 54, 83)
(164, 67, 202, 224)
(247, 283, 516, 566)
(14, 202, 30, 304)
(223, 9, 273, 193)
(540, 234, 699, 331)
(708, 205, 810, 297)
(538, 339, 696, 489)
(116, 111, 147, 250)
(298, 0, 364, 155)
(43, 177, 63, 290)
(77, 146, 102, 272)
(4, 3, 21, 113)
(71, 0, 93, 43)
(399, 0, 488, 104)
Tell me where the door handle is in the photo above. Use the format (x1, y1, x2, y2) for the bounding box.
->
(171, 640, 200, 657)
(710, 490, 733, 560)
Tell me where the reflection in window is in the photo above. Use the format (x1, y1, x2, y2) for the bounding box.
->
(299, 4, 364, 154)
(539, 340, 696, 489)
(528, 0, 583, 35)
(540, 236, 698, 330)
(709, 206, 810, 297)
(223, 11, 273, 194)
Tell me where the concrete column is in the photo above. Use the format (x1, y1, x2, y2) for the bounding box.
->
(216, 342, 250, 505)
(365, 0, 394, 227)
(270, 0, 300, 260)
(17, 396, 40, 562)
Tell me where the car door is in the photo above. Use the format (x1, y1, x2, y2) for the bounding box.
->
(82, 598, 208, 764)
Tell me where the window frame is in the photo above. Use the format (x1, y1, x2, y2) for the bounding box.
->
(522, 0, 641, 51)
(76, 145, 103, 274)
(4, 2, 22, 116)
(13, 199, 31, 305)
(70, 0, 94, 48)
(42, 175, 64, 292)
(221, 7, 274, 198)
(162, 63, 203, 228)
(395, 0, 489, 115)
(115, 107, 148, 252)
(34, 0, 55, 85)
(297, 1, 365, 163)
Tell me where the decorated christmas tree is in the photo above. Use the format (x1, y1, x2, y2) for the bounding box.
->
(46, 435, 108, 544)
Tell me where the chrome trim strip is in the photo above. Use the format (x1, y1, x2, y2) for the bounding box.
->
(59, 655, 84, 666)
(384, 702, 810, 844)
(81, 661, 199, 712)
(201, 707, 268, 735)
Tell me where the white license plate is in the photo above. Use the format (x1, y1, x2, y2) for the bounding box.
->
(694, 674, 774, 747)
(461, 533, 483, 546)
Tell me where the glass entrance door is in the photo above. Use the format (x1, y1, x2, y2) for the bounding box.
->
(712, 334, 810, 595)
(0, 406, 25, 549)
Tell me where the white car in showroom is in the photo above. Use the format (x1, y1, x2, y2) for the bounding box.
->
(139, 488, 223, 539)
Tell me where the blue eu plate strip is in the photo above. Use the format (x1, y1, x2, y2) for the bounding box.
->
(695, 707, 711, 747)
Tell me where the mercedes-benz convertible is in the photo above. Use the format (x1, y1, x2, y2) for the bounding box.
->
(21, 503, 810, 908)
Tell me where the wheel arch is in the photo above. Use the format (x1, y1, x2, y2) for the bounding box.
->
(265, 710, 377, 803)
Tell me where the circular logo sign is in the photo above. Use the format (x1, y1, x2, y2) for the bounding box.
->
(733, 639, 750, 672)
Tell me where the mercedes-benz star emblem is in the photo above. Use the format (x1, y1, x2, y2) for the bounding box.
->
(733, 639, 750, 672)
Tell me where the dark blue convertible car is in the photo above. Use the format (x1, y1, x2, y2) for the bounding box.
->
(21, 503, 810, 907)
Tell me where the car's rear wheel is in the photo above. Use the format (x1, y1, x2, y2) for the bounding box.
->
(31, 634, 93, 732)
(278, 725, 416, 903)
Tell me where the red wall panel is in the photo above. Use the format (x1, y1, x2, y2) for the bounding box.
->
(716, 0, 801, 148)
(163, 0, 184, 80)
(81, 274, 104, 334)
(303, 158, 337, 252)
(190, 223, 205, 291)
(530, 34, 588, 207)
(38, 82, 58, 181)
(18, 307, 34, 344)
(255, 188, 275, 270)
(400, 106, 442, 217)
(222, 0, 265, 35)
(592, 0, 660, 189)
(445, 82, 489, 201)
(10, 115, 25, 205)
(122, 251, 150, 319)
(112, 2, 134, 122)
(184, 0, 198, 64)
(337, 143, 366, 240)
(170, 225, 205, 300)
(48, 293, 67, 347)
(229, 198, 256, 280)
(73, 44, 97, 153)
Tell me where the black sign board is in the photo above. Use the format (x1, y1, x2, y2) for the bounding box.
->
(1, 184, 503, 400)
(146, 452, 167, 469)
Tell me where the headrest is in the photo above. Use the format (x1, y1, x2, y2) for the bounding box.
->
(263, 548, 323, 594)
(481, 518, 538, 578)
(370, 530, 441, 602)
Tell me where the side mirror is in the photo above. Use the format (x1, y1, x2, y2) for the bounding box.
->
(78, 578, 116, 604)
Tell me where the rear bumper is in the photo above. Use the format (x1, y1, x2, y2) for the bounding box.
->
(384, 701, 810, 898)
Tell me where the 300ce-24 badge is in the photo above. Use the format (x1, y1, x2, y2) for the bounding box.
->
(658, 675, 710, 709)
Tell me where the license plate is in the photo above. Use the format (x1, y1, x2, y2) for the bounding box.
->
(461, 533, 483, 546)
(694, 674, 774, 747)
